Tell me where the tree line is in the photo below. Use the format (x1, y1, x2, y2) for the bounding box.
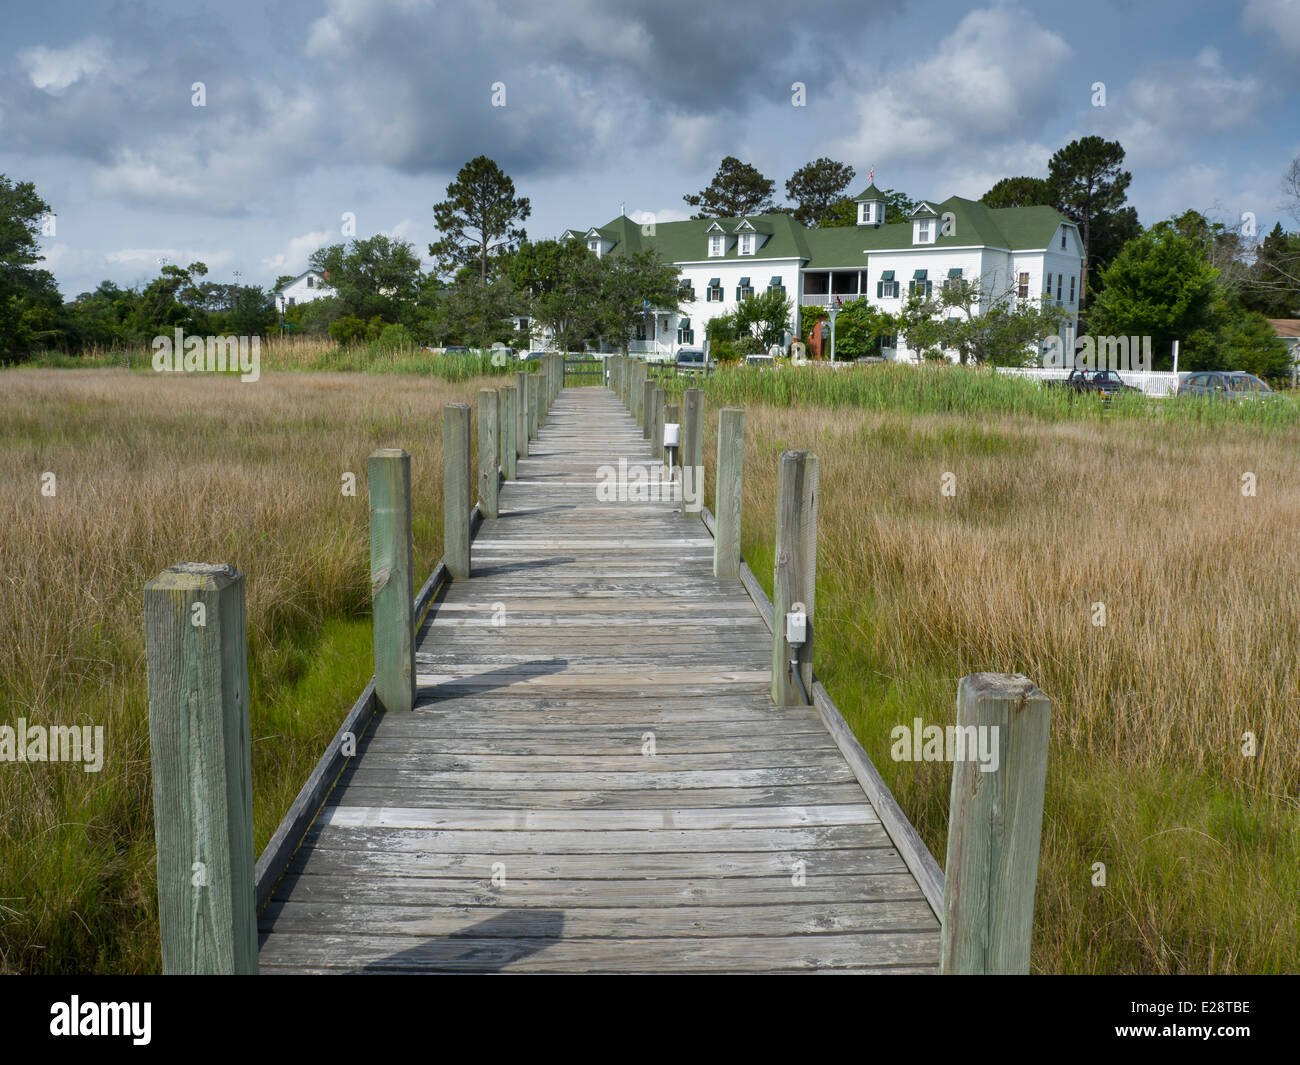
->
(2, 142, 1298, 377)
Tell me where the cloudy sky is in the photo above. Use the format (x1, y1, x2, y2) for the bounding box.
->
(4, 0, 1298, 298)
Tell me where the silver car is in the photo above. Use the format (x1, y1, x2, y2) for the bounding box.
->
(1177, 370, 1276, 402)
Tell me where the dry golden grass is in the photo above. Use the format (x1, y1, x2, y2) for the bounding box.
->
(705, 400, 1300, 972)
(0, 368, 491, 972)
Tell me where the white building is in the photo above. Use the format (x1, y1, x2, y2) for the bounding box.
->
(274, 269, 336, 311)
(564, 182, 1082, 362)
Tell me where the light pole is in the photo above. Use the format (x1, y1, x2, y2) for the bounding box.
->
(827, 303, 840, 363)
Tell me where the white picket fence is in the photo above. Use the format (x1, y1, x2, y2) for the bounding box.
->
(994, 365, 1186, 397)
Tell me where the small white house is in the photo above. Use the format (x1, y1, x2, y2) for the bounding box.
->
(274, 270, 336, 311)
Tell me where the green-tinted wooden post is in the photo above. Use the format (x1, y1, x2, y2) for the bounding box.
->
(538, 359, 548, 429)
(631, 361, 643, 424)
(771, 450, 818, 706)
(682, 388, 703, 515)
(443, 403, 471, 579)
(641, 378, 654, 435)
(664, 402, 679, 477)
(144, 562, 256, 974)
(500, 385, 517, 480)
(650, 387, 665, 461)
(713, 408, 744, 578)
(368, 449, 416, 713)
(514, 371, 529, 459)
(478, 389, 500, 519)
(941, 674, 1052, 975)
(528, 373, 539, 442)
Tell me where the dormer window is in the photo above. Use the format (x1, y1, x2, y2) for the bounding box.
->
(1061, 231, 1067, 250)
(708, 234, 724, 257)
(738, 233, 755, 255)
(589, 239, 601, 256)
(916, 219, 933, 243)
(858, 201, 875, 225)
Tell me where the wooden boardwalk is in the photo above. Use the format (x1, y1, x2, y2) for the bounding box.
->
(258, 385, 941, 973)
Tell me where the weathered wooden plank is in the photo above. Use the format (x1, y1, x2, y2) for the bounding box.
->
(319, 803, 879, 831)
(355, 732, 841, 756)
(260, 900, 938, 938)
(258, 930, 940, 973)
(333, 764, 857, 789)
(272, 872, 927, 908)
(294, 825, 898, 862)
(340, 748, 850, 772)
(328, 783, 871, 810)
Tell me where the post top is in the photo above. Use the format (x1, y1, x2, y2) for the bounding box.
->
(145, 562, 242, 592)
(369, 447, 409, 460)
(960, 672, 1047, 702)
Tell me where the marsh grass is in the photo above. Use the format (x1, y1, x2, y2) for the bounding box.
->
(25, 337, 530, 382)
(0, 369, 490, 972)
(694, 390, 1300, 973)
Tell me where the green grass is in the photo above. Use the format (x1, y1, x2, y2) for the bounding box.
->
(18, 343, 536, 382)
(663, 361, 1300, 430)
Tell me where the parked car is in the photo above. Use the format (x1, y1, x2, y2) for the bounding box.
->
(443, 345, 470, 355)
(745, 354, 776, 369)
(1044, 367, 1140, 399)
(519, 351, 546, 362)
(675, 348, 707, 373)
(1176, 370, 1277, 402)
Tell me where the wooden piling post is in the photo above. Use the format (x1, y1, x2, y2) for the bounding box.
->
(664, 402, 679, 476)
(478, 389, 500, 519)
(538, 360, 549, 429)
(641, 378, 654, 435)
(941, 673, 1052, 975)
(499, 385, 517, 480)
(514, 371, 529, 459)
(443, 403, 471, 579)
(144, 562, 257, 974)
(682, 388, 703, 515)
(632, 361, 645, 425)
(527, 372, 539, 442)
(368, 449, 416, 713)
(771, 450, 818, 706)
(713, 408, 745, 578)
(651, 387, 665, 460)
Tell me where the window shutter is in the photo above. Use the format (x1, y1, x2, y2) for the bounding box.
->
(877, 281, 883, 297)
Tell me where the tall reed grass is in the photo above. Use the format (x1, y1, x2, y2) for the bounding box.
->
(0, 368, 491, 972)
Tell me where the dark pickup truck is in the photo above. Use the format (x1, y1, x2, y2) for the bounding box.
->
(1044, 368, 1141, 399)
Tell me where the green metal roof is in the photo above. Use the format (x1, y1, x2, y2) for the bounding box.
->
(592, 198, 1073, 269)
(851, 183, 885, 201)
